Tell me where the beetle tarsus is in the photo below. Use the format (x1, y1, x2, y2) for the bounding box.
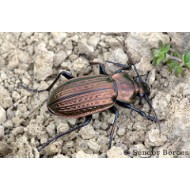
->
(117, 101, 158, 122)
(108, 106, 119, 149)
(37, 115, 92, 151)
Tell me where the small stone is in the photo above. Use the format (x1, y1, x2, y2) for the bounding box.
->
(63, 38, 73, 50)
(0, 141, 11, 157)
(148, 69, 156, 85)
(21, 32, 33, 39)
(70, 35, 79, 43)
(79, 125, 96, 140)
(88, 35, 100, 48)
(8, 54, 19, 69)
(12, 91, 21, 101)
(66, 118, 76, 126)
(0, 106, 6, 124)
(78, 39, 94, 56)
(76, 150, 98, 158)
(117, 127, 126, 136)
(108, 48, 128, 63)
(51, 32, 67, 43)
(87, 139, 100, 152)
(76, 138, 88, 151)
(18, 50, 31, 64)
(11, 127, 24, 137)
(107, 146, 128, 158)
(125, 32, 170, 62)
(0, 71, 7, 80)
(53, 154, 69, 158)
(145, 129, 167, 147)
(57, 122, 69, 133)
(65, 141, 74, 148)
(71, 57, 91, 76)
(105, 36, 121, 48)
(46, 122, 56, 137)
(34, 43, 54, 80)
(0, 125, 4, 138)
(168, 32, 190, 53)
(53, 51, 67, 67)
(44, 142, 61, 156)
(0, 86, 13, 108)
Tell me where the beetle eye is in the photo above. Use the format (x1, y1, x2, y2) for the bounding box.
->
(139, 93, 145, 97)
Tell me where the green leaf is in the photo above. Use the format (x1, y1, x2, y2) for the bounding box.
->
(160, 44, 170, 53)
(183, 52, 190, 69)
(174, 65, 183, 76)
(156, 52, 166, 64)
(167, 61, 179, 72)
(172, 51, 180, 57)
(153, 49, 161, 57)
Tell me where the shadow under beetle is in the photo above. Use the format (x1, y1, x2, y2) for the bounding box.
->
(21, 61, 160, 151)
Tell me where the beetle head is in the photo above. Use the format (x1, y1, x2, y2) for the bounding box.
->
(136, 81, 150, 98)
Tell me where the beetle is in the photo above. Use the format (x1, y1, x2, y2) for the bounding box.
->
(21, 60, 160, 151)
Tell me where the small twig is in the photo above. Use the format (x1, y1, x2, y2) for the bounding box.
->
(167, 55, 183, 63)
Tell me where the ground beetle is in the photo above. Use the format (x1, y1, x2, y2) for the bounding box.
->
(21, 60, 160, 151)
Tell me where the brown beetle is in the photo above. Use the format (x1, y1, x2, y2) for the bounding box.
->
(21, 61, 160, 151)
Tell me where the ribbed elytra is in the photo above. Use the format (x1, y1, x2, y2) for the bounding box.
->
(48, 75, 117, 118)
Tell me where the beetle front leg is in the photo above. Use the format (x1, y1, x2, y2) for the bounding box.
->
(20, 71, 74, 93)
(116, 101, 158, 122)
(89, 61, 108, 75)
(106, 61, 131, 74)
(38, 115, 92, 151)
(108, 106, 119, 149)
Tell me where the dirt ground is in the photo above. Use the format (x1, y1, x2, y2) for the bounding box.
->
(0, 32, 189, 158)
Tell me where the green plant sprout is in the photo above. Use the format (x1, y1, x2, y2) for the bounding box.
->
(152, 41, 190, 76)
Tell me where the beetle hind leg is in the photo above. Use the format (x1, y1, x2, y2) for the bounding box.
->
(38, 115, 92, 152)
(20, 71, 74, 93)
(108, 106, 119, 149)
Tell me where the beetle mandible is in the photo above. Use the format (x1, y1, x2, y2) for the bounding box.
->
(21, 60, 160, 151)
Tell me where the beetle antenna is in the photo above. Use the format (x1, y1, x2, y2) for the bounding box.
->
(131, 64, 161, 137)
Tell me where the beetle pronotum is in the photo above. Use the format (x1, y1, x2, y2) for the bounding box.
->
(21, 60, 160, 151)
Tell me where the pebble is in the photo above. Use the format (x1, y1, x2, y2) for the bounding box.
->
(0, 125, 4, 138)
(53, 51, 67, 67)
(0, 106, 6, 124)
(107, 146, 129, 158)
(0, 86, 13, 108)
(87, 35, 100, 48)
(76, 150, 98, 158)
(34, 43, 54, 80)
(79, 125, 96, 140)
(87, 139, 100, 152)
(145, 129, 167, 147)
(117, 127, 126, 136)
(51, 32, 67, 43)
(12, 91, 21, 101)
(78, 39, 94, 56)
(109, 48, 128, 63)
(53, 154, 69, 158)
(105, 36, 121, 48)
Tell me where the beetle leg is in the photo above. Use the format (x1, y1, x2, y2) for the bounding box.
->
(106, 61, 131, 70)
(108, 106, 119, 149)
(116, 101, 158, 122)
(45, 71, 74, 91)
(38, 115, 92, 151)
(20, 71, 74, 93)
(89, 61, 108, 75)
(99, 64, 107, 75)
